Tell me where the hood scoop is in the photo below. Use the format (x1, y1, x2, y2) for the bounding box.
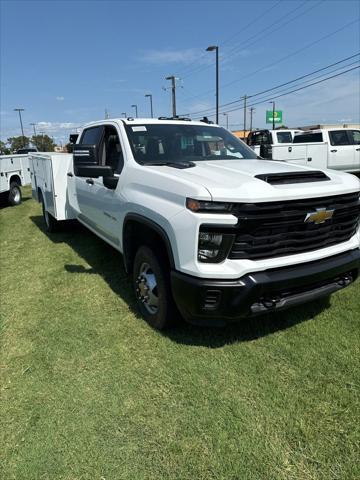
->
(255, 170, 330, 185)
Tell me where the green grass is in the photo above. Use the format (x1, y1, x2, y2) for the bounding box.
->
(1, 186, 359, 480)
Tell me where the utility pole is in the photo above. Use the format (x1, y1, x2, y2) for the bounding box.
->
(14, 108, 25, 145)
(131, 104, 138, 118)
(249, 107, 255, 132)
(39, 131, 45, 151)
(165, 76, 177, 117)
(30, 122, 37, 136)
(242, 95, 247, 140)
(223, 112, 229, 130)
(145, 94, 154, 118)
(206, 46, 219, 124)
(269, 101, 275, 130)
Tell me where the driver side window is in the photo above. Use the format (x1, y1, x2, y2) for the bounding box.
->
(102, 126, 124, 174)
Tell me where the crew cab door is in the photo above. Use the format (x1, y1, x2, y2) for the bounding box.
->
(349, 130, 360, 171)
(73, 124, 125, 248)
(328, 130, 355, 171)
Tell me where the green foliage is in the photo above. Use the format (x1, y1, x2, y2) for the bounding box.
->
(0, 140, 11, 154)
(31, 134, 56, 152)
(7, 135, 30, 151)
(1, 187, 360, 480)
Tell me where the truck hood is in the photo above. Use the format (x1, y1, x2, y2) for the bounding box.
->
(150, 159, 360, 202)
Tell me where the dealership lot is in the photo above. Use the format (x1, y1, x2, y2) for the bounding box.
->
(1, 187, 359, 480)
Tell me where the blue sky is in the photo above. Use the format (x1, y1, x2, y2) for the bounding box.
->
(1, 0, 359, 143)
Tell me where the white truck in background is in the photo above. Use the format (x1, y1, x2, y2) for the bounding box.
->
(247, 129, 302, 157)
(0, 154, 31, 206)
(271, 129, 360, 173)
(30, 118, 360, 329)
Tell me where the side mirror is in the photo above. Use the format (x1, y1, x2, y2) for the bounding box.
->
(75, 165, 114, 178)
(73, 144, 99, 165)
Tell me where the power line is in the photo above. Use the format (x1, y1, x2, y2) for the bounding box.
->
(173, 0, 283, 79)
(184, 53, 359, 117)
(192, 65, 360, 119)
(180, 18, 359, 105)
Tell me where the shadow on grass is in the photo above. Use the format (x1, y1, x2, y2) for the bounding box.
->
(0, 193, 32, 209)
(30, 215, 330, 347)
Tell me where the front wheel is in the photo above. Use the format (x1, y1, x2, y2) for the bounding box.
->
(8, 182, 22, 206)
(133, 246, 176, 330)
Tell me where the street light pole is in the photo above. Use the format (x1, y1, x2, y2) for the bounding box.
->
(223, 112, 229, 130)
(30, 122, 37, 136)
(131, 104, 138, 118)
(249, 107, 255, 132)
(206, 45, 219, 124)
(145, 94, 154, 118)
(269, 101, 275, 130)
(165, 76, 177, 117)
(14, 108, 25, 145)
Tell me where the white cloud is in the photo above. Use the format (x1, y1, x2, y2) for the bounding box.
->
(141, 48, 209, 65)
(56, 96, 65, 101)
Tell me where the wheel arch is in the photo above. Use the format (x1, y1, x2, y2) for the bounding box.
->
(123, 214, 176, 274)
(9, 174, 22, 186)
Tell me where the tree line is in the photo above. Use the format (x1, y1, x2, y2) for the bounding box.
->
(0, 135, 57, 154)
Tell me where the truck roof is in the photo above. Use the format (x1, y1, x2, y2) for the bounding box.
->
(83, 117, 219, 128)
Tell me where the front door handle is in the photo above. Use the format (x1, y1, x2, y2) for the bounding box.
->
(86, 178, 94, 185)
(330, 149, 337, 153)
(356, 148, 360, 151)
(67, 172, 73, 177)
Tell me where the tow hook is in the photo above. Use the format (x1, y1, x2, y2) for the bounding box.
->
(261, 297, 281, 309)
(337, 274, 352, 287)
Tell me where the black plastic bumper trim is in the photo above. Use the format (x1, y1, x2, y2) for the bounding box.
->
(170, 249, 360, 326)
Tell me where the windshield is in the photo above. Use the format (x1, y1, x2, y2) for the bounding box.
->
(276, 132, 292, 143)
(125, 124, 258, 164)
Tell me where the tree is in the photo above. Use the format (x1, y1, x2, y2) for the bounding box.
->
(0, 141, 11, 155)
(31, 135, 56, 152)
(7, 136, 30, 152)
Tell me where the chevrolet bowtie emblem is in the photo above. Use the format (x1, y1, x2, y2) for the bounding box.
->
(304, 207, 334, 224)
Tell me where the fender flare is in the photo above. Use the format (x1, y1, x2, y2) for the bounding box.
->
(123, 213, 176, 272)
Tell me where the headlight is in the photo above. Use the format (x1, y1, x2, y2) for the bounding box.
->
(187, 198, 233, 213)
(198, 231, 235, 263)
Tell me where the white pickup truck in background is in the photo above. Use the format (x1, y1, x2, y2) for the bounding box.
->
(271, 128, 360, 173)
(247, 128, 301, 158)
(30, 118, 360, 329)
(0, 154, 31, 206)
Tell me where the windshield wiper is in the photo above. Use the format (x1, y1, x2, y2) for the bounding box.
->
(142, 160, 196, 169)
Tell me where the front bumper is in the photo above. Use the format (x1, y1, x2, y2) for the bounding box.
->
(171, 249, 360, 326)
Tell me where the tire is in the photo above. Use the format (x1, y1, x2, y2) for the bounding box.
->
(8, 182, 22, 206)
(41, 197, 60, 233)
(133, 246, 177, 330)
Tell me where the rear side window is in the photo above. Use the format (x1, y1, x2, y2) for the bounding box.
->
(329, 130, 351, 146)
(349, 130, 360, 145)
(276, 132, 292, 143)
(248, 131, 271, 145)
(80, 126, 103, 145)
(293, 133, 323, 143)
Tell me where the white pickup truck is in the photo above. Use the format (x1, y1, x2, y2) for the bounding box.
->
(30, 118, 360, 329)
(247, 129, 302, 158)
(0, 154, 31, 206)
(271, 128, 360, 173)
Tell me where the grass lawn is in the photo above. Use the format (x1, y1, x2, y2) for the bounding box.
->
(1, 186, 359, 480)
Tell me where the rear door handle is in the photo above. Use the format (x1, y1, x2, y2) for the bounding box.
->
(86, 178, 94, 185)
(67, 172, 73, 177)
(330, 149, 337, 153)
(356, 148, 360, 151)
